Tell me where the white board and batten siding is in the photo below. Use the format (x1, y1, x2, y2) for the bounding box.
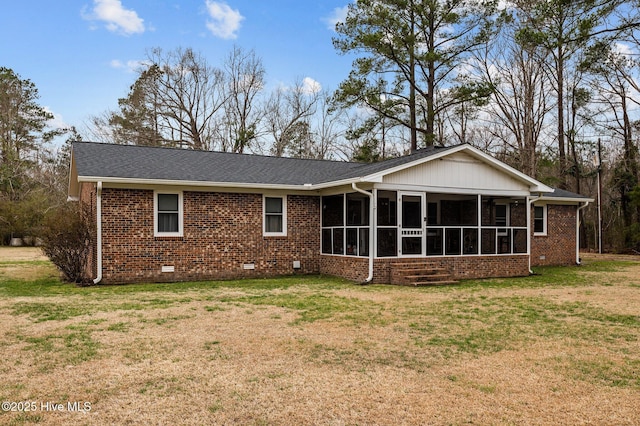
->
(381, 152, 530, 195)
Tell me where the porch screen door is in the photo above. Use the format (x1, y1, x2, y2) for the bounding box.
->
(399, 192, 425, 256)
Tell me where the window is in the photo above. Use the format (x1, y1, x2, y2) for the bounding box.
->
(155, 192, 183, 236)
(264, 196, 286, 236)
(534, 205, 547, 235)
(321, 193, 370, 256)
(495, 204, 509, 236)
(377, 191, 397, 257)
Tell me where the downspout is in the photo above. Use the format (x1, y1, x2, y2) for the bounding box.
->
(576, 201, 590, 265)
(93, 182, 103, 284)
(352, 182, 374, 284)
(527, 194, 543, 274)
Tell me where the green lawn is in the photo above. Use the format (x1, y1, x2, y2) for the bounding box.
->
(1, 251, 639, 425)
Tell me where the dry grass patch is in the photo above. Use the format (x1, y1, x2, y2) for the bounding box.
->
(0, 252, 638, 425)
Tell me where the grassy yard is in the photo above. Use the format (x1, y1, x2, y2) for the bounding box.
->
(0, 248, 638, 425)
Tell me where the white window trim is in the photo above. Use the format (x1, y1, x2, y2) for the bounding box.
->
(533, 204, 547, 236)
(154, 190, 184, 237)
(263, 195, 287, 237)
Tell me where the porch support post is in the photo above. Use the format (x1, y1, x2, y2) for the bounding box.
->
(477, 194, 482, 256)
(352, 182, 375, 284)
(527, 193, 542, 274)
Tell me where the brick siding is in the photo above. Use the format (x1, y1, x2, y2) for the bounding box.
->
(96, 188, 319, 284)
(531, 204, 577, 266)
(83, 187, 577, 284)
(320, 255, 529, 283)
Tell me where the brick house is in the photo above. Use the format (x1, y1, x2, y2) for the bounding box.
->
(68, 142, 592, 285)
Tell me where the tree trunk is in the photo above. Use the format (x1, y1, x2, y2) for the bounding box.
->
(557, 44, 567, 189)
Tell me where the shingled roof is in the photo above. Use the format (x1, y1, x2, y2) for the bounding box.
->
(69, 141, 594, 202)
(71, 141, 458, 186)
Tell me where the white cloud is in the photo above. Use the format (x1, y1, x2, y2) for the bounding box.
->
(205, 1, 244, 39)
(44, 107, 70, 131)
(83, 0, 145, 35)
(302, 77, 322, 95)
(613, 42, 636, 57)
(110, 59, 149, 73)
(324, 5, 348, 31)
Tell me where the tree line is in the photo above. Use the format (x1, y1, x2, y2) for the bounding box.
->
(2, 0, 640, 252)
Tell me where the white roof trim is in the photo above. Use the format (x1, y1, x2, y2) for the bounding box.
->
(537, 196, 594, 204)
(77, 175, 318, 191)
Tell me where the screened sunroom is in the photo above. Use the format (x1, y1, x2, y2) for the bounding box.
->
(321, 191, 529, 258)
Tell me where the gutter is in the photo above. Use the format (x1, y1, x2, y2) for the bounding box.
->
(576, 201, 590, 265)
(351, 182, 374, 284)
(527, 194, 543, 274)
(93, 182, 103, 284)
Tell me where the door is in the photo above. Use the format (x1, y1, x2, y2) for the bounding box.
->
(399, 192, 425, 256)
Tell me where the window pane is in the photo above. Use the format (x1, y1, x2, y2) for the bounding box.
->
(534, 206, 544, 219)
(322, 229, 332, 254)
(265, 214, 283, 233)
(463, 228, 478, 254)
(534, 219, 544, 234)
(359, 228, 370, 256)
(534, 206, 544, 233)
(514, 229, 527, 253)
(377, 228, 397, 257)
(481, 229, 496, 254)
(346, 228, 358, 256)
(402, 237, 422, 255)
(333, 228, 344, 254)
(498, 230, 512, 254)
(322, 195, 344, 227)
(427, 229, 443, 255)
(265, 197, 283, 214)
(158, 193, 178, 211)
(445, 228, 461, 255)
(377, 191, 397, 226)
(402, 195, 422, 228)
(158, 212, 179, 233)
(347, 193, 370, 226)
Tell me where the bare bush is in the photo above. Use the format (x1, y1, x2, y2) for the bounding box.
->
(39, 203, 94, 284)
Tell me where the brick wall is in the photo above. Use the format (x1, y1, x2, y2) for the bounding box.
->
(90, 187, 577, 284)
(320, 255, 530, 283)
(99, 188, 320, 283)
(531, 204, 577, 266)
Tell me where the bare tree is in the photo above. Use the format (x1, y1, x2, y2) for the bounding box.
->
(220, 46, 266, 153)
(586, 47, 640, 228)
(310, 90, 347, 159)
(147, 47, 226, 150)
(265, 79, 320, 157)
(475, 34, 551, 177)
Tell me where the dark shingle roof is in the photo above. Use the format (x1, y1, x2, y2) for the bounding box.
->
(72, 142, 457, 186)
(543, 188, 591, 199)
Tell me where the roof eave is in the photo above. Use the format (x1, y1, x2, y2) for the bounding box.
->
(537, 196, 594, 204)
(76, 175, 322, 191)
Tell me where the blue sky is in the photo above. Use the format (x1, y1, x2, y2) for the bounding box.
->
(0, 0, 352, 141)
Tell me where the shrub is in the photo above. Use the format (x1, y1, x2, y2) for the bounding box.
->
(39, 203, 94, 284)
